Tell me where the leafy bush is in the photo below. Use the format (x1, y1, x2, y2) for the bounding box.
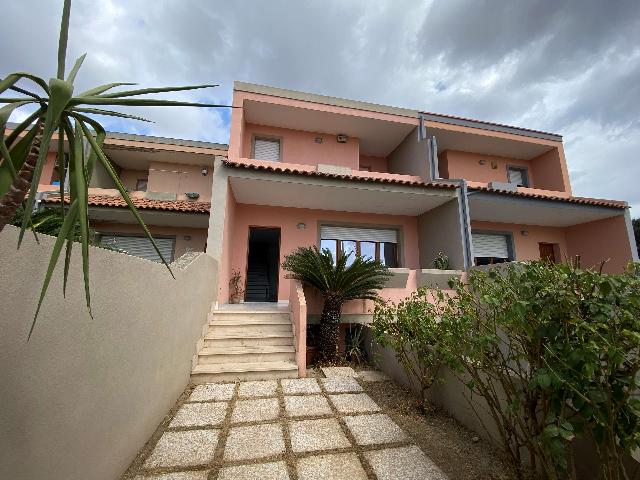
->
(372, 261, 640, 480)
(372, 288, 462, 404)
(432, 251, 451, 270)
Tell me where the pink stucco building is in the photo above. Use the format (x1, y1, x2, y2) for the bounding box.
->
(31, 81, 638, 380)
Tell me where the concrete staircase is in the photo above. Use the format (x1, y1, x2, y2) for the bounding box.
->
(191, 304, 298, 383)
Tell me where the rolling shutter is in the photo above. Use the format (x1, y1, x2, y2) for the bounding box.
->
(100, 235, 175, 263)
(320, 226, 398, 243)
(472, 233, 509, 259)
(507, 168, 523, 186)
(253, 138, 281, 161)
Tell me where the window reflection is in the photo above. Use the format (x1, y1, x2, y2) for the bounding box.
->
(320, 239, 337, 264)
(360, 241, 375, 261)
(341, 241, 357, 266)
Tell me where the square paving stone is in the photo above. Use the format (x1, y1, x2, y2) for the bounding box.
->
(134, 472, 209, 480)
(321, 366, 358, 378)
(297, 452, 367, 480)
(329, 393, 380, 414)
(285, 395, 332, 417)
(365, 445, 447, 480)
(225, 423, 285, 461)
(282, 378, 321, 394)
(169, 402, 227, 428)
(238, 380, 278, 397)
(290, 418, 351, 453)
(189, 383, 235, 402)
(231, 398, 280, 423)
(320, 376, 363, 393)
(218, 461, 290, 480)
(343, 413, 407, 445)
(144, 430, 219, 468)
(357, 370, 390, 382)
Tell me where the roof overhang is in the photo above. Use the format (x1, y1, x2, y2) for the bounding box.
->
(227, 167, 456, 216)
(468, 192, 625, 227)
(87, 206, 209, 228)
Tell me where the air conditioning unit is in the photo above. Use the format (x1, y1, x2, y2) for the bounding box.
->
(336, 134, 348, 143)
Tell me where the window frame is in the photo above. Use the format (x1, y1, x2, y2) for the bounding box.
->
(251, 134, 283, 162)
(471, 230, 516, 266)
(319, 238, 399, 267)
(506, 165, 530, 187)
(136, 178, 148, 192)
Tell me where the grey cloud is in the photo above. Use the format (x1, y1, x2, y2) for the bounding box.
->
(2, 0, 639, 211)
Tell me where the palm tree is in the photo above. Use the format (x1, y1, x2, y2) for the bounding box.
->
(282, 246, 391, 362)
(0, 0, 229, 338)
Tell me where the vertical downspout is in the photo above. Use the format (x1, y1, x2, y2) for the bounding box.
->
(457, 180, 473, 270)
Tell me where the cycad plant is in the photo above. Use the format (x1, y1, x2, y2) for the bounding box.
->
(0, 0, 228, 338)
(282, 246, 391, 362)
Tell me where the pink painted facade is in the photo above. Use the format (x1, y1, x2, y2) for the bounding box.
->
(213, 81, 636, 314)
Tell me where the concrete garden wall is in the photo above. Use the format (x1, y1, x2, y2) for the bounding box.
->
(0, 225, 217, 480)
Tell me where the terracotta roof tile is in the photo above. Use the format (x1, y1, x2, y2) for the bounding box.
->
(222, 159, 454, 189)
(470, 185, 627, 209)
(43, 193, 211, 213)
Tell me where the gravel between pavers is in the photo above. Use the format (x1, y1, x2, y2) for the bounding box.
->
(123, 366, 516, 480)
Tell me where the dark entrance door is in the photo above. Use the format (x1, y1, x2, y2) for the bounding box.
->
(539, 243, 556, 263)
(245, 227, 280, 302)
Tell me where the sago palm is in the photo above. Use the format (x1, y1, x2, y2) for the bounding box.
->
(282, 246, 391, 362)
(0, 0, 229, 338)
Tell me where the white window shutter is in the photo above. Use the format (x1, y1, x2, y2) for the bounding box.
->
(253, 138, 281, 161)
(320, 226, 398, 243)
(472, 233, 509, 259)
(508, 168, 523, 186)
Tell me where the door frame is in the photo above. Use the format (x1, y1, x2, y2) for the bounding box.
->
(244, 225, 282, 302)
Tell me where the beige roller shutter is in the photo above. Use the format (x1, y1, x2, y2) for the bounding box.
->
(100, 235, 175, 263)
(320, 226, 398, 243)
(472, 233, 509, 259)
(253, 138, 281, 161)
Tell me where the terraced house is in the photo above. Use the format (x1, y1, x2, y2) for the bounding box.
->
(31, 81, 638, 382)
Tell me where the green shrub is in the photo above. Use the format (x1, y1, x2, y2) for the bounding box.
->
(373, 261, 640, 480)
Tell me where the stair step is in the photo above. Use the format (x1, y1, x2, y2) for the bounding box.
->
(205, 331, 293, 340)
(197, 345, 296, 364)
(191, 361, 298, 383)
(209, 316, 290, 326)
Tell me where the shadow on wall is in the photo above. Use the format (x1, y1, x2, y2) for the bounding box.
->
(0, 226, 218, 480)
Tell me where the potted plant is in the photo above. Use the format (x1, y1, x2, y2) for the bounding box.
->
(229, 270, 244, 304)
(185, 192, 200, 200)
(433, 251, 451, 270)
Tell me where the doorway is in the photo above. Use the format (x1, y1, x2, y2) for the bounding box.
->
(245, 227, 280, 302)
(539, 243, 557, 263)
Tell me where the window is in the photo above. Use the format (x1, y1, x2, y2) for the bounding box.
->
(320, 226, 399, 267)
(253, 137, 281, 161)
(50, 153, 69, 186)
(507, 166, 529, 187)
(99, 234, 175, 263)
(136, 178, 148, 191)
(472, 232, 513, 266)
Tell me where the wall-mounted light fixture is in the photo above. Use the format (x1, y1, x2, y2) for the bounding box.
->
(315, 137, 323, 144)
(201, 167, 209, 176)
(336, 134, 348, 143)
(184, 235, 192, 241)
(479, 159, 486, 165)
(521, 230, 529, 236)
(297, 223, 306, 230)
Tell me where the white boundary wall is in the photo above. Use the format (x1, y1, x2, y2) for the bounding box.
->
(0, 226, 217, 480)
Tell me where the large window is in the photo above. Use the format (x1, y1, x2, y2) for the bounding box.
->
(320, 226, 399, 267)
(472, 232, 513, 266)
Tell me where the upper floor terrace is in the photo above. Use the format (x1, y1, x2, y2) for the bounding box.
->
(35, 129, 228, 206)
(228, 82, 572, 197)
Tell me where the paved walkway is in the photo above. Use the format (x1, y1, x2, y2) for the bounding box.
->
(130, 368, 447, 479)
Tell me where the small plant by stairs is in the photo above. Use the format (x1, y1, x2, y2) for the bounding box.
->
(191, 305, 298, 383)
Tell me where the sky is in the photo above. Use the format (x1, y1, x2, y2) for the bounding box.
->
(2, 0, 640, 213)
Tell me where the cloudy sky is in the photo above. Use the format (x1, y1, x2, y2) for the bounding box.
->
(2, 0, 640, 212)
